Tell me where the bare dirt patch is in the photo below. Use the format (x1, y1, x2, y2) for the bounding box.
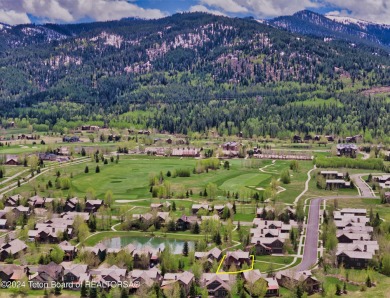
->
(360, 86, 390, 96)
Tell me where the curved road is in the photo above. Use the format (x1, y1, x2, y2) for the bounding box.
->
(350, 173, 376, 197)
(294, 173, 379, 271)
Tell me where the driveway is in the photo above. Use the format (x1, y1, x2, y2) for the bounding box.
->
(350, 173, 376, 197)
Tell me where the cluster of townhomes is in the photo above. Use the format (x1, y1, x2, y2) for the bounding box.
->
(334, 208, 378, 268)
(319, 171, 352, 189)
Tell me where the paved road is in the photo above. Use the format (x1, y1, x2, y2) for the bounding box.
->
(297, 195, 378, 271)
(296, 197, 322, 271)
(351, 173, 379, 198)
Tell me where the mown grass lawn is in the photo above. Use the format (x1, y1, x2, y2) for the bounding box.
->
(14, 156, 304, 204)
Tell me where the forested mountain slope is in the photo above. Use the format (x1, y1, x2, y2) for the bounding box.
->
(0, 12, 390, 139)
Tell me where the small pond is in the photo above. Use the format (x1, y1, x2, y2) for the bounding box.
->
(102, 236, 195, 254)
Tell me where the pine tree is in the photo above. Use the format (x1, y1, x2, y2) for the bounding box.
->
(95, 165, 100, 173)
(215, 232, 222, 245)
(193, 222, 200, 234)
(85, 166, 89, 173)
(54, 285, 62, 295)
(89, 287, 97, 298)
(183, 241, 189, 256)
(120, 287, 129, 298)
(296, 285, 303, 298)
(189, 282, 196, 297)
(80, 281, 88, 297)
(172, 201, 176, 211)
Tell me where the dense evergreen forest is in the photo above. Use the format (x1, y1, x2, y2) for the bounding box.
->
(1, 13, 390, 139)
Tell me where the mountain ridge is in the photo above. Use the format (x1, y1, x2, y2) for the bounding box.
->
(267, 10, 390, 49)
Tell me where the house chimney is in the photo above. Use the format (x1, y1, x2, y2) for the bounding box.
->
(358, 218, 360, 223)
(265, 221, 267, 225)
(364, 245, 367, 252)
(175, 275, 177, 280)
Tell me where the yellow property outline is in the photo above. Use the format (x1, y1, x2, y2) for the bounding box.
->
(216, 254, 255, 274)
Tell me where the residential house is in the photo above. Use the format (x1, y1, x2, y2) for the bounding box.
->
(325, 135, 335, 142)
(325, 179, 351, 189)
(201, 273, 234, 298)
(0, 219, 8, 229)
(133, 246, 160, 269)
(5, 155, 19, 165)
(62, 136, 80, 143)
(28, 262, 64, 288)
(83, 243, 107, 258)
(61, 212, 90, 222)
(339, 208, 367, 217)
(64, 197, 80, 212)
(345, 135, 362, 143)
(192, 204, 210, 215)
(28, 218, 74, 243)
(62, 263, 89, 288)
(171, 148, 200, 157)
(3, 205, 30, 218)
(4, 195, 21, 207)
(0, 239, 27, 261)
(133, 213, 154, 223)
(150, 202, 171, 211)
(292, 135, 302, 143)
(225, 250, 251, 269)
(38, 153, 58, 161)
(337, 251, 374, 269)
(214, 203, 233, 215)
(277, 270, 320, 294)
(222, 142, 238, 151)
(337, 232, 371, 243)
(319, 171, 344, 179)
(161, 271, 195, 294)
(85, 199, 104, 213)
(58, 241, 77, 261)
(251, 237, 285, 255)
(176, 215, 198, 231)
(0, 264, 26, 282)
(90, 265, 127, 287)
(337, 144, 357, 158)
(195, 247, 222, 262)
(155, 212, 170, 225)
(242, 270, 279, 297)
(373, 175, 390, 189)
(29, 195, 53, 208)
(130, 268, 161, 289)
